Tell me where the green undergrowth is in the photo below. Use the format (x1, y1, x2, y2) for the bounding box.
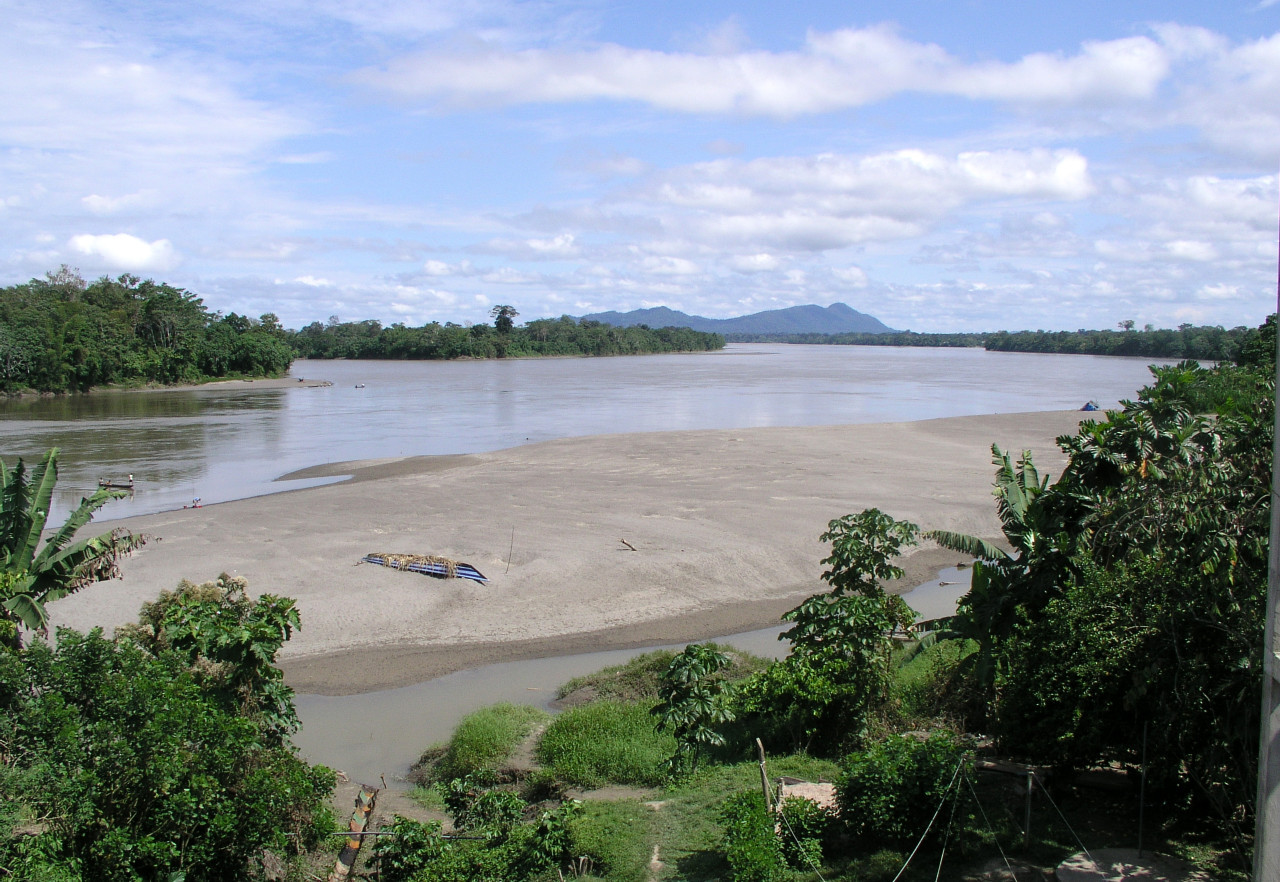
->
(419, 702, 548, 783)
(570, 799, 658, 882)
(536, 700, 675, 788)
(889, 637, 979, 724)
(556, 644, 772, 705)
(654, 755, 841, 881)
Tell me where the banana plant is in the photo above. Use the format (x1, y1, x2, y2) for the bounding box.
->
(0, 448, 145, 641)
(924, 445, 1057, 686)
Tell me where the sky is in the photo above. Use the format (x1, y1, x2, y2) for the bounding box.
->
(2, 1, 1278, 333)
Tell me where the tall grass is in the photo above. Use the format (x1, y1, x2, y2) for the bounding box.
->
(536, 700, 674, 788)
(431, 702, 548, 781)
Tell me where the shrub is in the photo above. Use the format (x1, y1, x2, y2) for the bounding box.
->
(370, 816, 446, 882)
(720, 791, 787, 882)
(535, 700, 674, 788)
(776, 796, 834, 870)
(434, 703, 548, 780)
(0, 628, 334, 881)
(836, 733, 967, 850)
(891, 637, 980, 725)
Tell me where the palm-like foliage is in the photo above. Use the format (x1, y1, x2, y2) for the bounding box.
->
(0, 448, 144, 640)
(924, 445, 1060, 686)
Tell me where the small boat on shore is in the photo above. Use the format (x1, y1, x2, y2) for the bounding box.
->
(361, 553, 488, 584)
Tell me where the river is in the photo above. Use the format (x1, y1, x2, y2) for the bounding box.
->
(2, 343, 1160, 784)
(0, 344, 1159, 524)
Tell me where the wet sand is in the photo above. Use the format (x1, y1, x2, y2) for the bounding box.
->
(48, 410, 1086, 695)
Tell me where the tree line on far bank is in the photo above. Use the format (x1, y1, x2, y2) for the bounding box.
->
(287, 309, 725, 361)
(0, 268, 293, 394)
(729, 319, 1266, 362)
(3, 264, 1266, 395)
(0, 270, 725, 394)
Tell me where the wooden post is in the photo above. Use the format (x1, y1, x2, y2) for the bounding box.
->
(1024, 772, 1033, 848)
(757, 738, 772, 813)
(329, 784, 378, 881)
(1255, 181, 1280, 882)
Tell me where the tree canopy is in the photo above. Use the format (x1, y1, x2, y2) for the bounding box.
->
(288, 314, 724, 360)
(0, 267, 293, 393)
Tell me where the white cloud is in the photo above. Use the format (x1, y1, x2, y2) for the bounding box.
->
(68, 233, 180, 271)
(950, 37, 1169, 103)
(832, 266, 869, 287)
(526, 233, 579, 256)
(638, 256, 701, 275)
(728, 253, 780, 272)
(1166, 240, 1218, 261)
(82, 191, 155, 215)
(643, 148, 1091, 252)
(354, 26, 1174, 116)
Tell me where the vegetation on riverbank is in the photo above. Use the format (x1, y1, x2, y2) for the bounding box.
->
(0, 576, 335, 881)
(727, 318, 1265, 362)
(0, 268, 293, 394)
(288, 312, 725, 360)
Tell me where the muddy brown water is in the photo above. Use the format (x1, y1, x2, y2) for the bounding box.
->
(291, 568, 971, 786)
(1, 345, 1160, 525)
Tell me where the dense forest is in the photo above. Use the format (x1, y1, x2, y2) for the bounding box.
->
(728, 321, 1261, 361)
(0, 268, 293, 394)
(288, 310, 725, 360)
(0, 271, 724, 394)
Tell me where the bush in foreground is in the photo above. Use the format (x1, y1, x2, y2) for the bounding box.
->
(0, 629, 333, 881)
(837, 732, 967, 851)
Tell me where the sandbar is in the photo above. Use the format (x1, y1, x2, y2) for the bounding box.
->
(48, 410, 1086, 695)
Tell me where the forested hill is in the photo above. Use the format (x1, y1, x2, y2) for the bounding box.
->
(287, 315, 724, 360)
(0, 269, 293, 394)
(580, 302, 895, 335)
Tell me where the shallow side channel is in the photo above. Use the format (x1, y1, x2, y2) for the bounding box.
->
(291, 567, 971, 787)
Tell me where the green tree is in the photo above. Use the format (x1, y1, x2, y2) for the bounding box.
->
(117, 574, 302, 740)
(738, 511, 919, 754)
(490, 304, 519, 335)
(653, 643, 736, 774)
(0, 626, 333, 881)
(916, 349, 1272, 844)
(0, 448, 144, 643)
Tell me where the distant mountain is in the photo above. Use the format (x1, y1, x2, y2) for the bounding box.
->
(578, 302, 896, 335)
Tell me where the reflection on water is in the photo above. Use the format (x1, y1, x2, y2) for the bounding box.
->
(292, 570, 973, 787)
(0, 344, 1162, 523)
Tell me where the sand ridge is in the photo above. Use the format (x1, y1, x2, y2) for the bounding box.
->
(48, 410, 1086, 695)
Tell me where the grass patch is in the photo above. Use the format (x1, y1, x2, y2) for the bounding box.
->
(570, 799, 657, 882)
(656, 755, 841, 882)
(428, 702, 548, 782)
(405, 785, 447, 813)
(556, 650, 677, 704)
(536, 700, 674, 788)
(555, 644, 772, 706)
(890, 637, 978, 725)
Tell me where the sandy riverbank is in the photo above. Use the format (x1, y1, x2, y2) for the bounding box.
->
(48, 410, 1087, 695)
